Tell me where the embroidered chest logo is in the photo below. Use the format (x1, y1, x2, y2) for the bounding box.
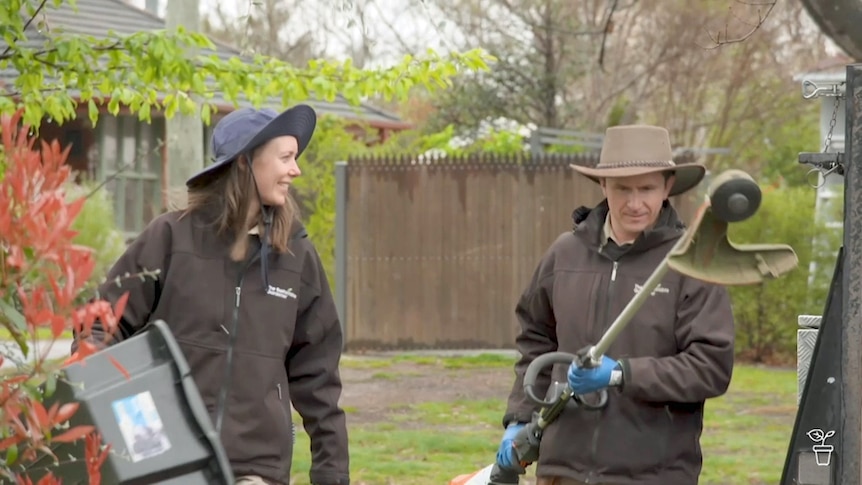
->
(267, 285, 297, 300)
(633, 283, 670, 297)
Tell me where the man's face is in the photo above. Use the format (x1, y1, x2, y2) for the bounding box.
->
(601, 172, 673, 242)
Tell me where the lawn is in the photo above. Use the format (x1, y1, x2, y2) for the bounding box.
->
(288, 353, 798, 485)
(0, 328, 73, 341)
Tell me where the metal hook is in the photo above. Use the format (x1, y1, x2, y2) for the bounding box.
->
(802, 80, 821, 99)
(802, 80, 845, 99)
(807, 168, 825, 189)
(807, 166, 841, 189)
(824, 164, 842, 178)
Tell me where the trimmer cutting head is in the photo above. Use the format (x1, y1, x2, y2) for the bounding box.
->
(708, 169, 763, 223)
(667, 169, 798, 286)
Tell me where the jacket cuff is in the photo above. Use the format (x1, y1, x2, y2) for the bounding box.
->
(501, 412, 533, 429)
(618, 359, 632, 390)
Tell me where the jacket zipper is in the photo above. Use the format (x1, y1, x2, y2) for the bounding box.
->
(214, 279, 244, 433)
(587, 259, 619, 483)
(214, 250, 259, 434)
(276, 382, 296, 446)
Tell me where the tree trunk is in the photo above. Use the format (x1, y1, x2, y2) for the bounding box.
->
(801, 0, 862, 61)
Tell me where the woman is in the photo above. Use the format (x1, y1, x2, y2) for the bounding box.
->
(73, 105, 350, 485)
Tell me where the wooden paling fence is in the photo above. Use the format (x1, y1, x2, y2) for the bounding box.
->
(339, 152, 698, 351)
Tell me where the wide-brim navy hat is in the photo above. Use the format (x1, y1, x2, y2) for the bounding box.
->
(186, 104, 317, 188)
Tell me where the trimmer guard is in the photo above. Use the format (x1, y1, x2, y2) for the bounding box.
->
(667, 202, 799, 286)
(33, 319, 234, 484)
(449, 464, 495, 485)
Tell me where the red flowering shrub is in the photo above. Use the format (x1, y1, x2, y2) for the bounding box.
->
(0, 110, 125, 483)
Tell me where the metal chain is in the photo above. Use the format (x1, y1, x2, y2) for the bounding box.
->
(823, 96, 840, 153)
(804, 94, 843, 189)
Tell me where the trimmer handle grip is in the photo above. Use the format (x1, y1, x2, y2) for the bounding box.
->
(572, 388, 609, 410)
(574, 345, 600, 368)
(512, 421, 542, 464)
(571, 346, 610, 411)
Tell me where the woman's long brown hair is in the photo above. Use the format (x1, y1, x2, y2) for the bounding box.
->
(182, 154, 299, 261)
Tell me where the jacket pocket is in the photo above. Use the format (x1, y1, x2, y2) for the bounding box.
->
(595, 399, 671, 475)
(216, 353, 294, 468)
(275, 382, 295, 456)
(174, 338, 227, 407)
(538, 403, 601, 472)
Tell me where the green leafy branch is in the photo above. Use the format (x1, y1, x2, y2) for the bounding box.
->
(0, 0, 494, 127)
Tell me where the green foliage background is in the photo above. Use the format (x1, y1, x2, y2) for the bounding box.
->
(727, 185, 842, 363)
(64, 181, 128, 302)
(291, 116, 370, 285)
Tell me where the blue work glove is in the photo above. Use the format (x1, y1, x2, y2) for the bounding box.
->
(567, 355, 622, 395)
(495, 422, 526, 472)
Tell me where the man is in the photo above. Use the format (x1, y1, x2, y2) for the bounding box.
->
(496, 125, 735, 485)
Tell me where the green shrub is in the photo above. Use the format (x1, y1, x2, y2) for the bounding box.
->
(293, 115, 370, 289)
(64, 181, 127, 301)
(727, 185, 841, 364)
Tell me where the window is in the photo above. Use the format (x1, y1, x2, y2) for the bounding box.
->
(94, 114, 164, 240)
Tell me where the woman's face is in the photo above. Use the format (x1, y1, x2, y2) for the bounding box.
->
(249, 135, 301, 206)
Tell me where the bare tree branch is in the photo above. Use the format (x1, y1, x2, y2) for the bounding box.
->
(201, 0, 327, 65)
(699, 0, 777, 50)
(597, 0, 620, 70)
(369, 2, 417, 55)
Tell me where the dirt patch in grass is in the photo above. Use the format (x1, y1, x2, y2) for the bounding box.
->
(339, 359, 515, 427)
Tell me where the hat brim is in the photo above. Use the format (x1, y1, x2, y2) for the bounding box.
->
(569, 163, 706, 197)
(186, 104, 317, 188)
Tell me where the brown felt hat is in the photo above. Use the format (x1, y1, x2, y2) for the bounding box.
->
(570, 125, 706, 196)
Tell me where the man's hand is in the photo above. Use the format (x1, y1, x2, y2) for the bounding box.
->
(495, 422, 527, 473)
(567, 355, 623, 395)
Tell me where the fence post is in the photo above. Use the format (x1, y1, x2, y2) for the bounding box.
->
(335, 161, 348, 348)
(529, 129, 543, 155)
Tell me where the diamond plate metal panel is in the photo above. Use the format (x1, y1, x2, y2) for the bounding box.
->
(799, 315, 824, 329)
(798, 328, 820, 403)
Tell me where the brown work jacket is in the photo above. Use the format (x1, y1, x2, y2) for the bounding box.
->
(74, 205, 349, 485)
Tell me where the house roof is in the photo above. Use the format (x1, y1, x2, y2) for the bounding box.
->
(1, 0, 410, 129)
